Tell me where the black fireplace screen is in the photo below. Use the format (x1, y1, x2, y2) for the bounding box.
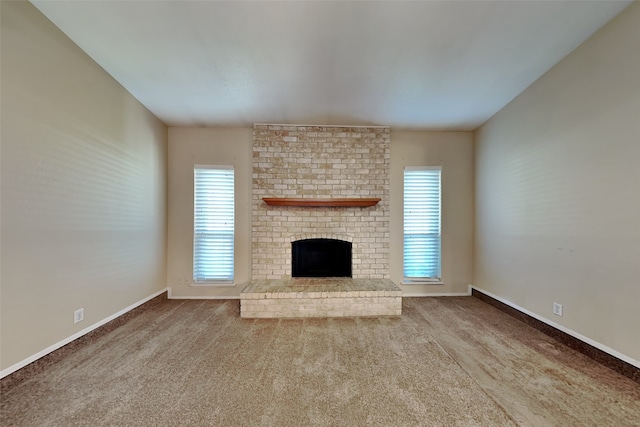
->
(292, 238, 352, 277)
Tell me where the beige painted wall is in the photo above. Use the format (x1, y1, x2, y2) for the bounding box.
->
(474, 2, 640, 362)
(167, 127, 253, 297)
(390, 131, 474, 294)
(168, 128, 473, 296)
(0, 1, 168, 371)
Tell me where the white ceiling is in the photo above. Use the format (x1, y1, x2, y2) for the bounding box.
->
(31, 0, 631, 130)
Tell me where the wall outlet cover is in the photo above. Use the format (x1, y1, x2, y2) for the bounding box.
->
(74, 308, 84, 324)
(553, 302, 563, 316)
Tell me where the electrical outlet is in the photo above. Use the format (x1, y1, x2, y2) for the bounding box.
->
(553, 302, 563, 317)
(74, 308, 84, 324)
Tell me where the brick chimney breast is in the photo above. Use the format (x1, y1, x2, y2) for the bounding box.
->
(252, 124, 390, 280)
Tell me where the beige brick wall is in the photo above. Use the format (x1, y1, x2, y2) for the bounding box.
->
(252, 124, 390, 279)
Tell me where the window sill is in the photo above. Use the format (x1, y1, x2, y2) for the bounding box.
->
(190, 281, 236, 287)
(402, 279, 444, 285)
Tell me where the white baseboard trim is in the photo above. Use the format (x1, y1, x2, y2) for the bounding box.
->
(0, 288, 168, 380)
(167, 287, 240, 300)
(403, 292, 471, 297)
(470, 285, 640, 369)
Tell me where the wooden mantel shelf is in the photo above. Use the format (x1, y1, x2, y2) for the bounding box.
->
(262, 197, 380, 207)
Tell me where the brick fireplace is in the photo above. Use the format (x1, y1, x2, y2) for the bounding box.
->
(241, 124, 400, 318)
(251, 124, 390, 280)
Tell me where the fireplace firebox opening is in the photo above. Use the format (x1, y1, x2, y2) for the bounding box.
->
(292, 238, 352, 277)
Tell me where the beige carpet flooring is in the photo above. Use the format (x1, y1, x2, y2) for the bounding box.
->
(1, 297, 639, 426)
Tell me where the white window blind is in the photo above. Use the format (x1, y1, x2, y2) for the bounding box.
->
(193, 166, 234, 283)
(404, 167, 441, 281)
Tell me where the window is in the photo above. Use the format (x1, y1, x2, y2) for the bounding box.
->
(404, 167, 441, 282)
(193, 166, 234, 283)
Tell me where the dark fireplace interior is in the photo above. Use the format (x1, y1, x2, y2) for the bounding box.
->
(292, 238, 352, 277)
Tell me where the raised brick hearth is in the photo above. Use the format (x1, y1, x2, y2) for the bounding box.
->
(240, 278, 402, 318)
